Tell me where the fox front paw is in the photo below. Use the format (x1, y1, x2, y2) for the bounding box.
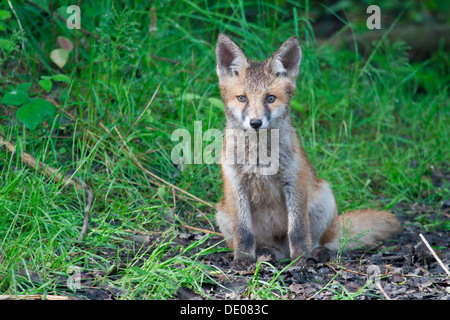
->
(310, 246, 332, 263)
(289, 249, 309, 269)
(289, 256, 308, 269)
(231, 256, 254, 271)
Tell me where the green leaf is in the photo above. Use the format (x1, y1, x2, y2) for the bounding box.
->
(0, 90, 29, 106)
(0, 38, 15, 51)
(0, 10, 11, 20)
(56, 6, 70, 20)
(51, 74, 71, 83)
(16, 82, 32, 93)
(39, 78, 52, 92)
(16, 98, 56, 130)
(33, 0, 49, 13)
(50, 48, 69, 69)
(157, 185, 166, 198)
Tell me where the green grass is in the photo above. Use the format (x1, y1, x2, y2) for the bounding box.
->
(0, 1, 448, 300)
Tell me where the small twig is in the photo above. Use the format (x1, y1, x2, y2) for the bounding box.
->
(194, 207, 216, 232)
(126, 82, 162, 136)
(172, 188, 177, 209)
(413, 263, 429, 275)
(375, 282, 391, 300)
(172, 211, 221, 235)
(327, 262, 367, 277)
(419, 233, 450, 276)
(0, 135, 93, 242)
(75, 176, 93, 241)
(7, 0, 25, 73)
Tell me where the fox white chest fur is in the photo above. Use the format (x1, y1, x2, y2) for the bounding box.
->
(214, 34, 401, 269)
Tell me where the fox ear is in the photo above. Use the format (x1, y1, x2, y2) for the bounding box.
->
(216, 34, 248, 78)
(268, 36, 302, 79)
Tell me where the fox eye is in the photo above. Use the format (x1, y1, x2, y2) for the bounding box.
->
(266, 95, 276, 103)
(237, 95, 247, 103)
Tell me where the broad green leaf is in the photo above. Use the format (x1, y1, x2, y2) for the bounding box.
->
(0, 90, 29, 106)
(16, 98, 56, 130)
(0, 10, 11, 20)
(0, 38, 14, 51)
(16, 82, 32, 93)
(51, 74, 71, 83)
(56, 6, 70, 20)
(50, 48, 69, 69)
(157, 185, 166, 197)
(33, 0, 49, 13)
(39, 78, 52, 92)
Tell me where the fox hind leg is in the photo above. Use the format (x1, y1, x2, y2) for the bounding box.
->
(216, 209, 234, 248)
(308, 182, 337, 249)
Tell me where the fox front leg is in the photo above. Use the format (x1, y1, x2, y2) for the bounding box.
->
(230, 192, 256, 270)
(283, 183, 312, 265)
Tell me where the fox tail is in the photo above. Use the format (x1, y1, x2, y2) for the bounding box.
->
(324, 210, 401, 251)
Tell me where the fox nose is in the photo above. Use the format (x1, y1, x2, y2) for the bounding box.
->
(249, 119, 262, 129)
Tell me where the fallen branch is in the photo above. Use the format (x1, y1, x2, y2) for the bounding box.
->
(171, 210, 220, 235)
(0, 135, 93, 242)
(327, 262, 367, 277)
(375, 282, 391, 300)
(175, 216, 220, 235)
(194, 207, 216, 233)
(419, 233, 450, 276)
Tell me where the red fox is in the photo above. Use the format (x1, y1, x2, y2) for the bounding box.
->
(214, 34, 401, 269)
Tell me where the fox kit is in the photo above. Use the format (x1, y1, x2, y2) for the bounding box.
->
(215, 34, 401, 269)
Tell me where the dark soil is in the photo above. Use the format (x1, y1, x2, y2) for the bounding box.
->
(177, 201, 450, 300)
